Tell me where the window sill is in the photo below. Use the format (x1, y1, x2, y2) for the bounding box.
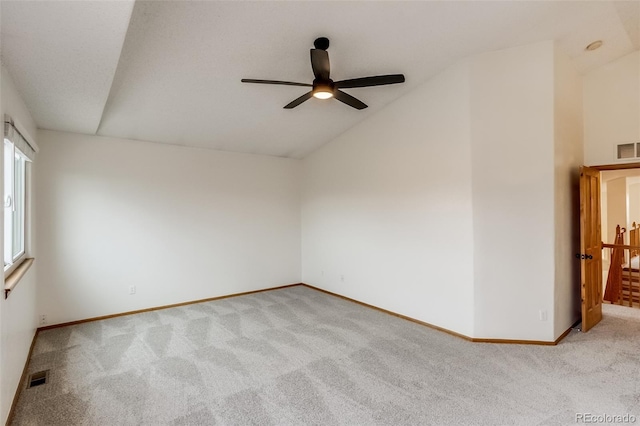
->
(4, 258, 34, 299)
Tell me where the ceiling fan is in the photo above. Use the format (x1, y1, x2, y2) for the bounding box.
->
(241, 37, 405, 110)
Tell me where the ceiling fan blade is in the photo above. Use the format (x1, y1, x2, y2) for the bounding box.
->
(310, 49, 330, 80)
(335, 74, 405, 89)
(284, 91, 313, 109)
(334, 90, 367, 110)
(241, 79, 312, 87)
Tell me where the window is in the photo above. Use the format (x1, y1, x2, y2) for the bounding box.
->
(3, 117, 35, 296)
(4, 138, 28, 274)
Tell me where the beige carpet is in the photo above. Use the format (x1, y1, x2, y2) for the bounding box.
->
(10, 286, 640, 425)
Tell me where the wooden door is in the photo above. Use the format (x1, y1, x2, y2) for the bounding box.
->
(580, 166, 602, 332)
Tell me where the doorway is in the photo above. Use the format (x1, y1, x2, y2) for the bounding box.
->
(592, 163, 640, 319)
(600, 168, 640, 295)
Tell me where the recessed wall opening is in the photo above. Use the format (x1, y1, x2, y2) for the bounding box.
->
(617, 143, 635, 159)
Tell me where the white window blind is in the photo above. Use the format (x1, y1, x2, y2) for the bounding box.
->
(3, 115, 36, 162)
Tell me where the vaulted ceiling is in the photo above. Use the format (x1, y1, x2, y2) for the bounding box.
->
(2, 1, 639, 158)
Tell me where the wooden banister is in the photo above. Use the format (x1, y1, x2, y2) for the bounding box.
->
(602, 244, 640, 250)
(604, 225, 624, 303)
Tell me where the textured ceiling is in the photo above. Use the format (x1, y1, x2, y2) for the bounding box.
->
(1, 0, 135, 135)
(2, 1, 639, 158)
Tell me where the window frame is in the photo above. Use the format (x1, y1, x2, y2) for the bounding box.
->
(4, 138, 29, 278)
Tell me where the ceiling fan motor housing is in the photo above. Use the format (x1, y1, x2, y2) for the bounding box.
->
(313, 78, 335, 93)
(313, 37, 330, 50)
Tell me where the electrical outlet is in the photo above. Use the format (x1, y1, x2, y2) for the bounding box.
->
(539, 310, 548, 321)
(129, 285, 136, 295)
(39, 314, 46, 325)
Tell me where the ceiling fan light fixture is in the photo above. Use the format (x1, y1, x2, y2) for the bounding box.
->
(312, 85, 334, 99)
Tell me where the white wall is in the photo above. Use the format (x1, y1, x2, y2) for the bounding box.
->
(36, 130, 301, 325)
(601, 182, 608, 247)
(470, 41, 556, 341)
(627, 181, 640, 226)
(302, 40, 572, 342)
(0, 65, 39, 425)
(584, 50, 640, 166)
(553, 46, 583, 338)
(301, 62, 475, 336)
(607, 178, 626, 244)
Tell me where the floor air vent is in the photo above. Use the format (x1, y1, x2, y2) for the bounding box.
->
(27, 370, 49, 389)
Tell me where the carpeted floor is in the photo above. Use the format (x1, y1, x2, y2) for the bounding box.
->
(9, 285, 640, 425)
